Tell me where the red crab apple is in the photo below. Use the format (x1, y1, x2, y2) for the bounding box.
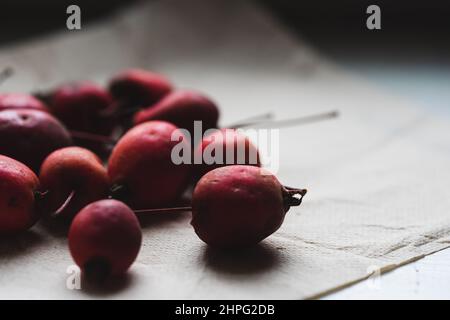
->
(0, 109, 72, 173)
(109, 69, 172, 110)
(68, 199, 142, 281)
(133, 90, 219, 138)
(45, 82, 116, 156)
(191, 165, 307, 248)
(193, 128, 261, 180)
(108, 121, 191, 209)
(39, 147, 109, 221)
(0, 93, 49, 112)
(0, 155, 41, 235)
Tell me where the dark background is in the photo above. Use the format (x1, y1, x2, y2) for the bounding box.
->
(0, 0, 449, 65)
(263, 0, 450, 63)
(0, 0, 134, 45)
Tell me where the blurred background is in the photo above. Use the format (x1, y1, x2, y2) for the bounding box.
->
(1, 0, 449, 113)
(0, 0, 449, 300)
(2, 0, 449, 53)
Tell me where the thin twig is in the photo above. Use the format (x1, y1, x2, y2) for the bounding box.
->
(227, 112, 275, 128)
(69, 130, 117, 145)
(238, 110, 339, 129)
(134, 206, 192, 214)
(53, 190, 76, 217)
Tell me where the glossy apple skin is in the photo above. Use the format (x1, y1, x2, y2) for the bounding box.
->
(0, 93, 49, 112)
(0, 109, 72, 173)
(39, 147, 109, 221)
(49, 82, 116, 157)
(133, 90, 219, 137)
(108, 121, 191, 209)
(109, 69, 172, 109)
(0, 155, 41, 235)
(191, 165, 288, 248)
(68, 199, 142, 277)
(193, 128, 260, 180)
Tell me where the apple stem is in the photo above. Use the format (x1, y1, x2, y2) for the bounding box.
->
(227, 112, 275, 128)
(133, 206, 192, 215)
(109, 184, 129, 202)
(53, 190, 76, 217)
(99, 100, 144, 118)
(98, 101, 122, 118)
(34, 190, 49, 200)
(32, 90, 53, 106)
(283, 187, 307, 207)
(237, 110, 339, 129)
(69, 130, 117, 145)
(0, 67, 13, 86)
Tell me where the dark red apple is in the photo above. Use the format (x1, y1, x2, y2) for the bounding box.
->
(68, 199, 142, 280)
(0, 109, 72, 173)
(108, 121, 191, 209)
(109, 69, 172, 110)
(0, 93, 49, 112)
(0, 155, 41, 235)
(39, 147, 109, 221)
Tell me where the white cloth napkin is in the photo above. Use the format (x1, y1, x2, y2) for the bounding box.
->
(0, 0, 449, 299)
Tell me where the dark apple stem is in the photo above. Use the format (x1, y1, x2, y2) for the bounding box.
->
(283, 187, 308, 207)
(69, 130, 117, 145)
(33, 190, 49, 214)
(112, 105, 143, 117)
(32, 90, 53, 106)
(34, 190, 49, 200)
(227, 112, 275, 128)
(98, 101, 122, 118)
(237, 110, 339, 129)
(0, 67, 13, 86)
(129, 188, 307, 216)
(109, 184, 129, 202)
(99, 100, 144, 118)
(53, 190, 76, 217)
(134, 206, 192, 215)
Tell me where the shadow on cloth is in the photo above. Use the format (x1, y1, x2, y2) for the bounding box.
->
(201, 242, 282, 276)
(80, 271, 135, 297)
(0, 230, 44, 259)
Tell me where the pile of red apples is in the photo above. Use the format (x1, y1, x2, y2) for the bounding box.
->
(0, 69, 307, 282)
